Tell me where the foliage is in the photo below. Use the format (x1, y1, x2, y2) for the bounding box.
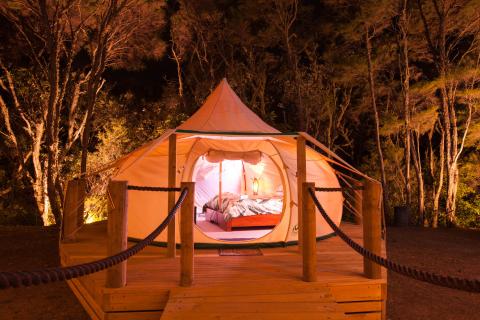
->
(456, 154, 480, 228)
(409, 106, 438, 134)
(465, 121, 480, 148)
(0, 0, 479, 229)
(84, 114, 137, 223)
(0, 0, 168, 225)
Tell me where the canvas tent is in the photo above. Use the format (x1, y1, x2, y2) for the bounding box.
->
(111, 79, 357, 247)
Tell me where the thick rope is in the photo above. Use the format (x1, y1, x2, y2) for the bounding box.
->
(127, 185, 181, 192)
(308, 188, 480, 293)
(0, 188, 188, 290)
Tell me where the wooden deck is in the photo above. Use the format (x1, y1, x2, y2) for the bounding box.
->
(161, 280, 348, 320)
(60, 222, 387, 320)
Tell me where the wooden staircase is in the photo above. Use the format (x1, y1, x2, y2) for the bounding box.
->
(160, 280, 348, 320)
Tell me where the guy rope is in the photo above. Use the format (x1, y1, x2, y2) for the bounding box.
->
(0, 186, 187, 290)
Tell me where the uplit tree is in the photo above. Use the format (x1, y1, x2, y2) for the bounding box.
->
(415, 0, 480, 225)
(0, 0, 166, 224)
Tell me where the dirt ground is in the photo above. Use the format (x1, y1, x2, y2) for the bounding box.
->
(0, 226, 89, 320)
(0, 225, 478, 320)
(386, 226, 480, 320)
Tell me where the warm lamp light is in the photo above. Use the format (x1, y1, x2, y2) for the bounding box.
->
(252, 177, 259, 195)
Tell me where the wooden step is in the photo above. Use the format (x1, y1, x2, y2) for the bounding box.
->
(160, 280, 348, 320)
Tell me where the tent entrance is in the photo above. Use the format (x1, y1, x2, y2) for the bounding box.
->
(192, 151, 284, 242)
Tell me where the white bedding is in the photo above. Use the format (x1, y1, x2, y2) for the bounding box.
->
(204, 193, 283, 222)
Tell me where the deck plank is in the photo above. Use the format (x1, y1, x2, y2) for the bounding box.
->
(60, 222, 386, 320)
(161, 280, 347, 320)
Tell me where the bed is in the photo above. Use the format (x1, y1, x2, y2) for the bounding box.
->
(202, 193, 283, 231)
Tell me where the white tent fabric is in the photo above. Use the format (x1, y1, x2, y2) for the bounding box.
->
(204, 149, 262, 165)
(112, 79, 345, 246)
(177, 79, 279, 133)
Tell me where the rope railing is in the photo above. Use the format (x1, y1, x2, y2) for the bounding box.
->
(127, 185, 182, 192)
(0, 188, 188, 290)
(307, 187, 480, 293)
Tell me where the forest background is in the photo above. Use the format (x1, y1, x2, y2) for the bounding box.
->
(0, 0, 479, 229)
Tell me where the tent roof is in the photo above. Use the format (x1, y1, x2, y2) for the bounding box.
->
(177, 79, 279, 133)
(84, 79, 374, 184)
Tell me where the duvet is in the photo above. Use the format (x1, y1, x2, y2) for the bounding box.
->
(203, 193, 283, 222)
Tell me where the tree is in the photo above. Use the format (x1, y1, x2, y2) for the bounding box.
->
(3, 0, 479, 229)
(0, 0, 166, 224)
(324, 0, 396, 217)
(416, 0, 480, 225)
(428, 119, 445, 227)
(1, 1, 89, 223)
(80, 0, 166, 176)
(0, 63, 47, 220)
(395, 0, 413, 208)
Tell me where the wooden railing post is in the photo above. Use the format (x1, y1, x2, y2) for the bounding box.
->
(106, 180, 128, 288)
(180, 182, 195, 287)
(362, 179, 382, 279)
(297, 134, 306, 250)
(302, 182, 317, 282)
(62, 178, 86, 242)
(167, 134, 177, 258)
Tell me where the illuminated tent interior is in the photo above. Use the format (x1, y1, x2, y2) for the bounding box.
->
(193, 150, 285, 241)
(109, 78, 365, 247)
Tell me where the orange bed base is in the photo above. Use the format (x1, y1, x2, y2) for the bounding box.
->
(204, 208, 281, 231)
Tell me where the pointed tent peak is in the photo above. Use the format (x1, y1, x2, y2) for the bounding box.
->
(177, 79, 280, 133)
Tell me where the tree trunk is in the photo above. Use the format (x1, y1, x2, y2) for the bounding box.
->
(80, 71, 107, 175)
(437, 5, 457, 226)
(446, 163, 458, 226)
(285, 32, 304, 132)
(411, 131, 426, 226)
(399, 0, 411, 206)
(43, 23, 63, 224)
(31, 122, 46, 223)
(446, 80, 462, 226)
(80, 45, 103, 175)
(440, 83, 457, 226)
(365, 27, 390, 219)
(275, 0, 303, 131)
(417, 0, 458, 227)
(80, 87, 98, 174)
(81, 2, 117, 175)
(172, 45, 183, 98)
(429, 126, 444, 228)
